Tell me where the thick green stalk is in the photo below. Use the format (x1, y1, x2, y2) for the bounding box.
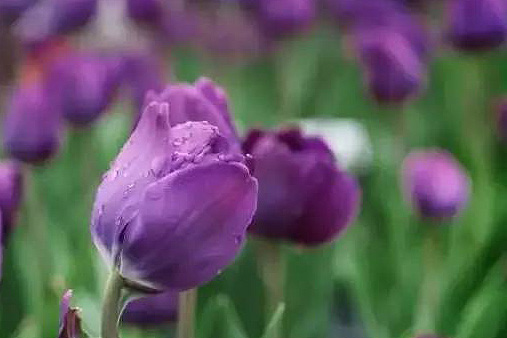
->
(177, 289, 197, 338)
(101, 270, 124, 338)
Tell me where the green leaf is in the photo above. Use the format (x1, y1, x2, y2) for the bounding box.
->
(260, 304, 285, 338)
(198, 294, 249, 338)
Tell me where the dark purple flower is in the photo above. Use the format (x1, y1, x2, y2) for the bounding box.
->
(49, 52, 122, 125)
(249, 0, 315, 37)
(122, 51, 165, 122)
(122, 290, 178, 326)
(0, 161, 22, 240)
(447, 0, 507, 51)
(243, 127, 360, 246)
(0, 0, 37, 22)
(126, 0, 162, 25)
(3, 78, 61, 163)
(402, 150, 470, 219)
(144, 77, 240, 151)
(357, 26, 426, 104)
(14, 0, 96, 50)
(91, 89, 258, 291)
(58, 290, 86, 338)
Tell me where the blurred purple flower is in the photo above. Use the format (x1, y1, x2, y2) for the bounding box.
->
(3, 78, 61, 163)
(122, 51, 165, 123)
(49, 52, 122, 125)
(447, 0, 507, 51)
(14, 0, 96, 50)
(58, 290, 85, 338)
(126, 0, 162, 25)
(91, 86, 257, 291)
(122, 290, 178, 326)
(357, 26, 426, 104)
(243, 127, 360, 246)
(402, 150, 470, 219)
(0, 161, 22, 240)
(0, 0, 37, 22)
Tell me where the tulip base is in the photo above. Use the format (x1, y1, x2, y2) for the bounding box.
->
(177, 289, 197, 338)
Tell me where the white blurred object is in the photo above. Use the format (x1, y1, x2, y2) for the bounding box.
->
(298, 118, 372, 172)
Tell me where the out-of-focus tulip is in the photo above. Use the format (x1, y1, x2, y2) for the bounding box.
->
(0, 161, 22, 239)
(447, 0, 507, 51)
(126, 0, 162, 25)
(58, 290, 85, 338)
(0, 0, 36, 22)
(243, 127, 360, 246)
(248, 0, 315, 37)
(3, 77, 61, 163)
(14, 0, 96, 50)
(357, 26, 425, 104)
(402, 150, 470, 219)
(50, 52, 122, 125)
(122, 51, 165, 122)
(122, 290, 178, 326)
(91, 86, 258, 291)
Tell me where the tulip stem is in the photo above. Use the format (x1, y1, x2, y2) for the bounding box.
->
(101, 270, 124, 338)
(177, 289, 197, 338)
(257, 239, 285, 338)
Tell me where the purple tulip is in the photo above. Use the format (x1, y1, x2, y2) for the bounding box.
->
(126, 0, 162, 25)
(91, 88, 258, 291)
(49, 52, 122, 125)
(3, 78, 61, 163)
(122, 51, 165, 122)
(402, 150, 470, 219)
(58, 290, 84, 338)
(0, 0, 37, 21)
(243, 127, 360, 246)
(122, 290, 178, 326)
(14, 0, 96, 50)
(0, 161, 22, 239)
(143, 77, 240, 150)
(357, 26, 426, 104)
(249, 0, 315, 37)
(447, 0, 507, 51)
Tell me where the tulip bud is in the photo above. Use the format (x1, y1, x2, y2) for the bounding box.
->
(58, 290, 86, 338)
(50, 52, 122, 125)
(0, 161, 22, 239)
(91, 87, 257, 291)
(3, 78, 61, 163)
(243, 127, 360, 246)
(356, 24, 426, 104)
(251, 0, 315, 37)
(402, 150, 470, 219)
(447, 0, 507, 51)
(126, 0, 162, 25)
(122, 290, 178, 326)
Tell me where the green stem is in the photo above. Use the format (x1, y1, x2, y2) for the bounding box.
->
(101, 270, 124, 338)
(256, 239, 285, 338)
(177, 289, 197, 338)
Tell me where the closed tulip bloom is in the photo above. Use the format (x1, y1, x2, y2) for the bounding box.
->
(402, 150, 470, 219)
(0, 161, 22, 239)
(447, 0, 507, 51)
(50, 53, 122, 125)
(58, 290, 85, 338)
(253, 0, 315, 37)
(122, 290, 178, 326)
(357, 26, 425, 104)
(243, 127, 360, 246)
(126, 0, 162, 25)
(91, 92, 257, 291)
(3, 79, 61, 163)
